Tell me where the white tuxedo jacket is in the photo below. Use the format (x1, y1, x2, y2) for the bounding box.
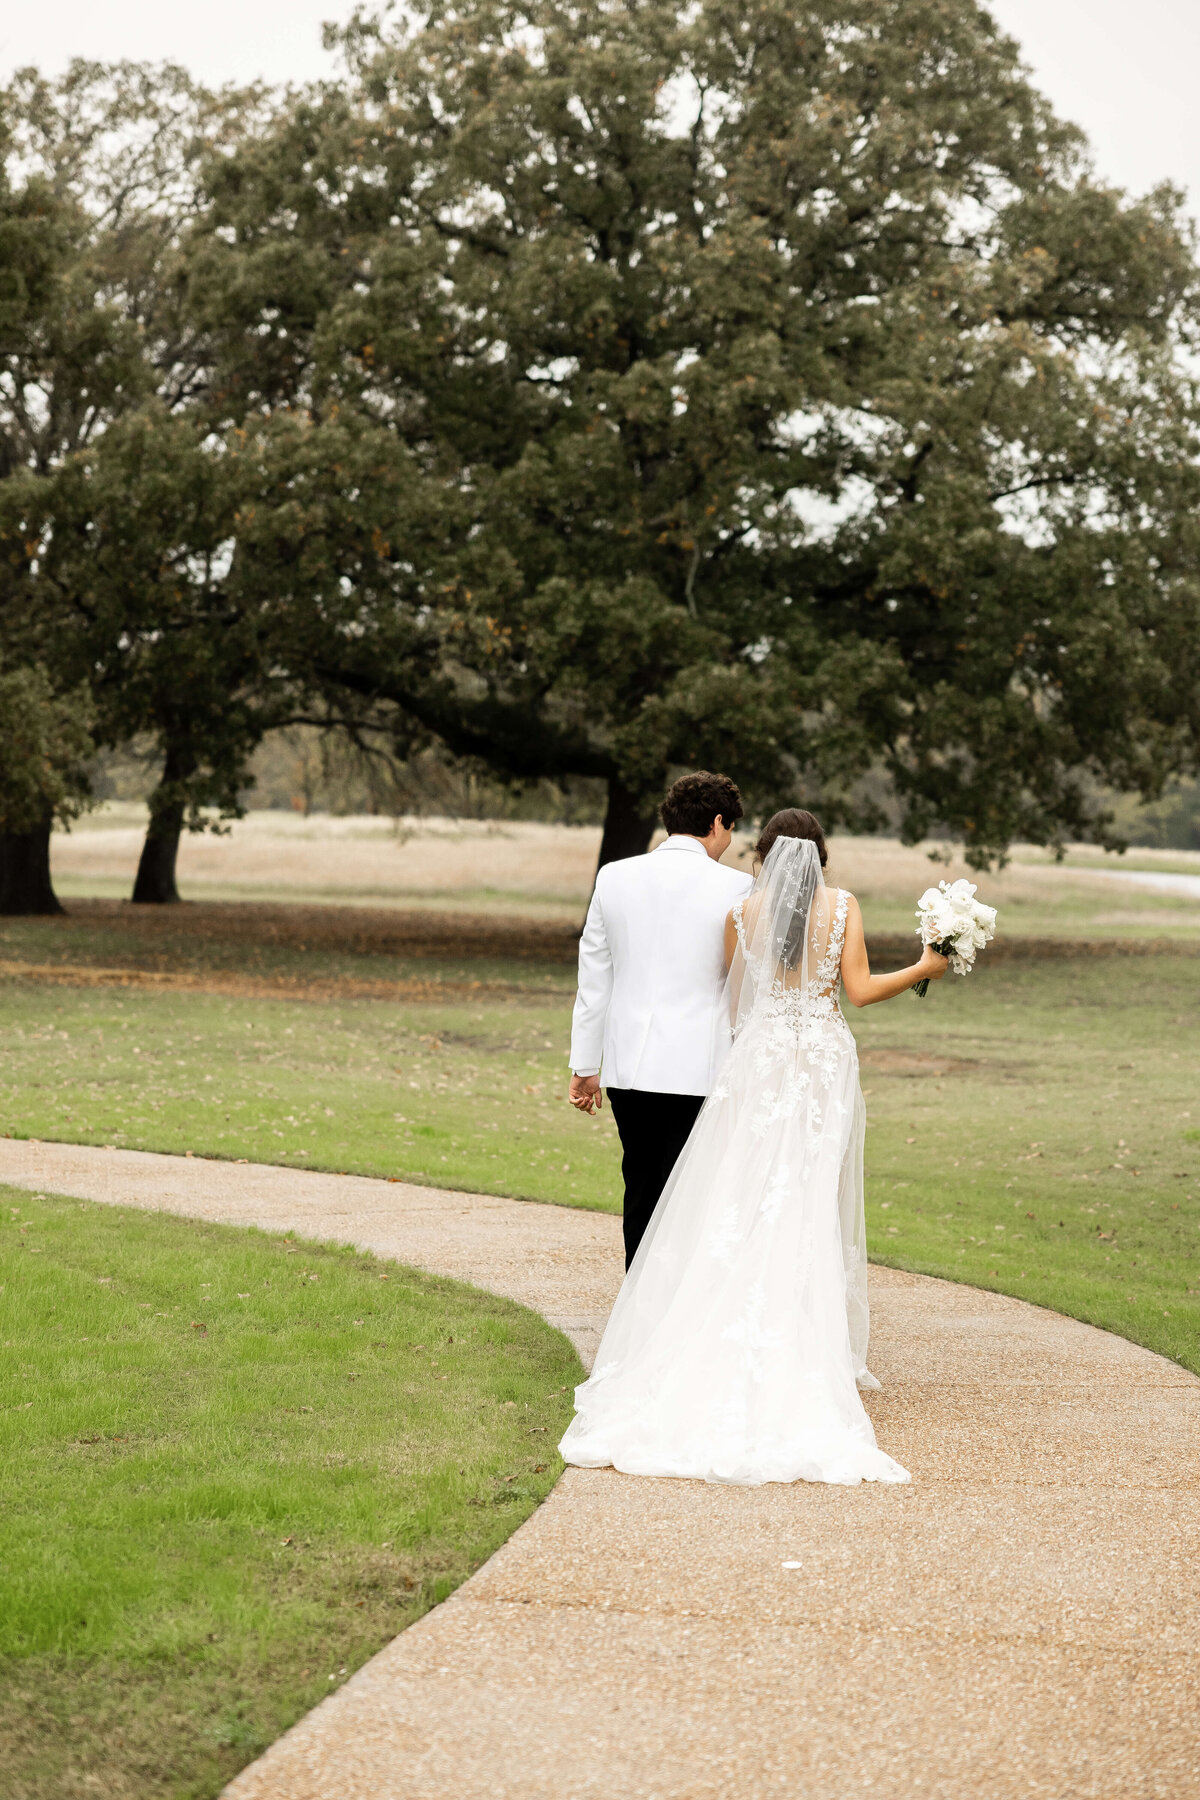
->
(570, 836, 754, 1096)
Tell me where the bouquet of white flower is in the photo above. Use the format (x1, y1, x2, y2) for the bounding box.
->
(914, 878, 998, 997)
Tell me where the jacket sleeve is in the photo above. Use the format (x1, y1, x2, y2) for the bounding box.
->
(569, 881, 612, 1077)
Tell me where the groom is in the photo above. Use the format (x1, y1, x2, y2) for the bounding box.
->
(568, 771, 753, 1268)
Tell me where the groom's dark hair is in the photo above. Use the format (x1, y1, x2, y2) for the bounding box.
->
(661, 770, 744, 838)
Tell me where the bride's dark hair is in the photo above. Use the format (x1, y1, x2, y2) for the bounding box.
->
(754, 808, 828, 870)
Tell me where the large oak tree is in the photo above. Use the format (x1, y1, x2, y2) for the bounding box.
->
(192, 0, 1200, 866)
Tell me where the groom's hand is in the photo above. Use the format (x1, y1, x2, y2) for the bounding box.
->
(569, 1074, 603, 1115)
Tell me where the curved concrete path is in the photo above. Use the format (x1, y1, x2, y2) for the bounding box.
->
(2, 1139, 1198, 1799)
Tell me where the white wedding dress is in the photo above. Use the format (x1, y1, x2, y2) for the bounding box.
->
(560, 837, 909, 1487)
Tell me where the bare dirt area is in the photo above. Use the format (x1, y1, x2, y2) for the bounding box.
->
(0, 957, 537, 1006)
(3, 897, 1194, 1018)
(857, 1046, 987, 1077)
(0, 899, 583, 1004)
(51, 897, 582, 964)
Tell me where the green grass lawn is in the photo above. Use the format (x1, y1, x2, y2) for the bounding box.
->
(851, 956, 1200, 1376)
(0, 904, 615, 1208)
(0, 982, 621, 1208)
(2, 908, 1199, 1799)
(0, 1192, 579, 1799)
(2, 910, 1196, 1374)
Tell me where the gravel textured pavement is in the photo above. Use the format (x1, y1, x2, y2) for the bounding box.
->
(2, 1137, 1197, 1800)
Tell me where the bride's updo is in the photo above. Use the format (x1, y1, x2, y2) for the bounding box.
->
(754, 807, 828, 870)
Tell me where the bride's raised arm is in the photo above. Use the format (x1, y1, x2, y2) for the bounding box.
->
(839, 893, 948, 1007)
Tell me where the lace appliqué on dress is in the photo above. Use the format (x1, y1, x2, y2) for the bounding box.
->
(745, 889, 852, 1138)
(731, 898, 749, 958)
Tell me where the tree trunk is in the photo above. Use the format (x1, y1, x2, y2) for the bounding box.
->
(0, 815, 63, 916)
(131, 817, 185, 903)
(596, 776, 658, 870)
(132, 745, 194, 904)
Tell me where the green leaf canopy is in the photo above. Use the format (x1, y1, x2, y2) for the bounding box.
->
(5, 8, 1196, 872)
(188, 0, 1200, 862)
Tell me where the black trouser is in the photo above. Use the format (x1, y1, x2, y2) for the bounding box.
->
(606, 1087, 705, 1270)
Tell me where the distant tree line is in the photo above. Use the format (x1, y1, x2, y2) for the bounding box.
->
(93, 728, 612, 825)
(2, 2, 1199, 912)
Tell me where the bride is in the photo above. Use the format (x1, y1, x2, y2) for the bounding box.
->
(560, 809, 948, 1487)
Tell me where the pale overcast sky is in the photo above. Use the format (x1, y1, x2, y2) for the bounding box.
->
(0, 1, 1196, 213)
